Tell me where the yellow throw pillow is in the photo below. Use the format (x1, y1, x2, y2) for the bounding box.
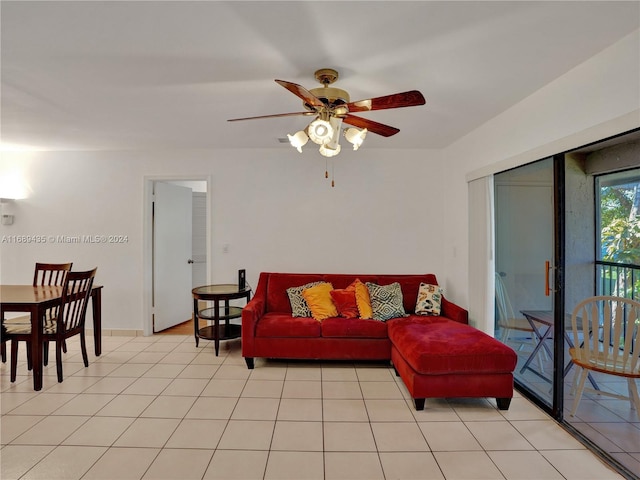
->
(302, 282, 338, 321)
(353, 279, 373, 319)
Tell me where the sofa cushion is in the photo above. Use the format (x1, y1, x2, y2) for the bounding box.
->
(379, 274, 438, 314)
(366, 282, 406, 321)
(302, 283, 338, 321)
(330, 285, 359, 318)
(388, 316, 516, 375)
(321, 317, 388, 338)
(415, 283, 443, 316)
(255, 312, 321, 338)
(267, 273, 324, 313)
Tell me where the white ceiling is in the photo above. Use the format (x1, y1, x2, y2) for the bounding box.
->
(2, 1, 638, 152)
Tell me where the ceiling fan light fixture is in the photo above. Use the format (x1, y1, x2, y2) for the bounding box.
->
(319, 142, 341, 158)
(229, 69, 425, 186)
(344, 127, 367, 150)
(287, 130, 308, 153)
(308, 118, 334, 145)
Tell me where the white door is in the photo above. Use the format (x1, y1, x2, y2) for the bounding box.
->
(153, 182, 193, 332)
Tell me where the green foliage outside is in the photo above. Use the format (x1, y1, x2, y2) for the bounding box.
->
(599, 176, 640, 299)
(600, 181, 640, 265)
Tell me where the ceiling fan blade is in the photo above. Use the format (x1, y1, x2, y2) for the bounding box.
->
(342, 114, 400, 137)
(346, 90, 425, 113)
(275, 79, 326, 108)
(228, 111, 315, 122)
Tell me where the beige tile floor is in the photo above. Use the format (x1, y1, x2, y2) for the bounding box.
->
(512, 347, 640, 477)
(1, 334, 625, 480)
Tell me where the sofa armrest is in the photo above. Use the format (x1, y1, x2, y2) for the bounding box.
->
(242, 297, 265, 330)
(241, 272, 268, 357)
(441, 297, 469, 324)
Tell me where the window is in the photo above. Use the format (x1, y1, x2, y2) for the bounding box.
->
(595, 168, 640, 299)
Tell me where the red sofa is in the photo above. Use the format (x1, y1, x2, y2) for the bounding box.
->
(241, 272, 516, 410)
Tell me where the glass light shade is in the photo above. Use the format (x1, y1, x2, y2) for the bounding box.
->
(287, 131, 308, 153)
(344, 127, 367, 150)
(324, 116, 343, 150)
(308, 119, 334, 145)
(319, 142, 341, 158)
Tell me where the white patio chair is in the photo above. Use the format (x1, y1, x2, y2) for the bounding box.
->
(568, 295, 640, 416)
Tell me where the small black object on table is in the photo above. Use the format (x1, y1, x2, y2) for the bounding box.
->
(192, 284, 251, 355)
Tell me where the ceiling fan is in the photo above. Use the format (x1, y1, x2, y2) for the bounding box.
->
(228, 68, 426, 158)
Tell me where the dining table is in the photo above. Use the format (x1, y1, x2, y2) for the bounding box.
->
(0, 284, 103, 391)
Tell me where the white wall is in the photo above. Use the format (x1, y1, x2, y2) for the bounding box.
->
(0, 147, 444, 332)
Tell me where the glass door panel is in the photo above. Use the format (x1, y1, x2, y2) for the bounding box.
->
(494, 157, 556, 410)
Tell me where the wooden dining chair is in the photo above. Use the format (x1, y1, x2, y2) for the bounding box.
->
(1, 262, 73, 364)
(568, 295, 640, 416)
(7, 268, 96, 383)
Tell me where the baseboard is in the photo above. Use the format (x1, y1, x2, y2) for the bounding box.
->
(86, 329, 144, 337)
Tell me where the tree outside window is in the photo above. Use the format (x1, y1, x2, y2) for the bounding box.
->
(597, 169, 640, 298)
(599, 172, 640, 264)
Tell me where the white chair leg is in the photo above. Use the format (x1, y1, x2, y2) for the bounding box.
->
(627, 378, 639, 411)
(570, 368, 589, 416)
(569, 364, 580, 396)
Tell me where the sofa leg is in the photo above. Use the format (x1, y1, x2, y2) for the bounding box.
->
(244, 357, 254, 369)
(414, 398, 425, 410)
(496, 397, 511, 410)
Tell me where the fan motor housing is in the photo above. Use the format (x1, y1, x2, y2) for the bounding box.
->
(309, 86, 350, 106)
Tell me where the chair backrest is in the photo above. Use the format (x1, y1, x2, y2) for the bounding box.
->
(570, 295, 640, 374)
(54, 268, 97, 335)
(495, 273, 516, 325)
(33, 262, 73, 287)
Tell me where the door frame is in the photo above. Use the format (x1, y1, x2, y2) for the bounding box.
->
(551, 154, 566, 420)
(142, 175, 212, 336)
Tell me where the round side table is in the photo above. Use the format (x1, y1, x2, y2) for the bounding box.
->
(192, 284, 251, 355)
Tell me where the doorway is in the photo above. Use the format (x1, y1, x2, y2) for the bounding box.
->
(143, 176, 211, 336)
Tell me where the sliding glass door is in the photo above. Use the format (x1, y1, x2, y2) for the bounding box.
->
(494, 156, 564, 414)
(492, 132, 639, 476)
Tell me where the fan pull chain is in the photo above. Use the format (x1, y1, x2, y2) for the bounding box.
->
(331, 161, 335, 187)
(325, 157, 328, 179)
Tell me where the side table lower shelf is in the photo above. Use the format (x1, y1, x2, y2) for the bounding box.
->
(194, 305, 243, 354)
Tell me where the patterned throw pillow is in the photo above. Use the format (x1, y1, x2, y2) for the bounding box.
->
(286, 281, 324, 317)
(415, 283, 443, 316)
(366, 282, 406, 321)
